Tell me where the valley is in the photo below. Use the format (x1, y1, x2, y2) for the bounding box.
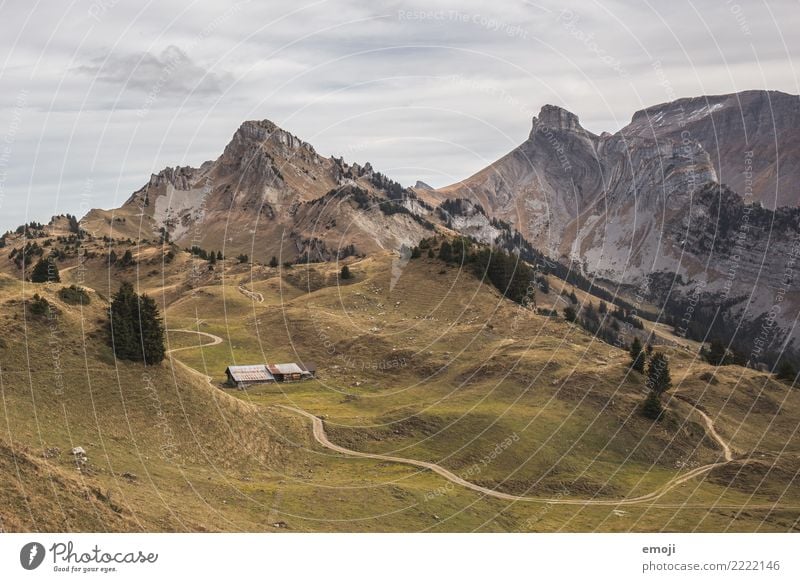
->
(1, 89, 799, 533)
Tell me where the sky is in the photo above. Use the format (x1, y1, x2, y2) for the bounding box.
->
(1, 0, 798, 233)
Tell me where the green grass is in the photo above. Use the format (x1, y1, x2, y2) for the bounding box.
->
(1, 251, 799, 532)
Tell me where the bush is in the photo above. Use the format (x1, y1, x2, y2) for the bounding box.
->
(58, 285, 91, 306)
(27, 294, 52, 317)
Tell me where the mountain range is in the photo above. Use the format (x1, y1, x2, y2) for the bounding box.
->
(78, 89, 800, 365)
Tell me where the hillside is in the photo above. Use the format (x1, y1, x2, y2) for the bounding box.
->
(1, 233, 799, 532)
(438, 91, 800, 367)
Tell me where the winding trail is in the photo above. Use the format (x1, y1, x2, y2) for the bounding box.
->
(166, 329, 224, 385)
(238, 284, 264, 303)
(691, 406, 734, 462)
(166, 329, 771, 509)
(277, 403, 742, 507)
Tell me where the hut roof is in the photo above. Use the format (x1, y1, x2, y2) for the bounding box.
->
(226, 365, 274, 383)
(267, 363, 304, 375)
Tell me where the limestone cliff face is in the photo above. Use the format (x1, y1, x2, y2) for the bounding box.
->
(438, 91, 800, 346)
(623, 90, 800, 208)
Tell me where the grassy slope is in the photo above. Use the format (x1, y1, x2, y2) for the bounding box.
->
(164, 253, 800, 531)
(1, 242, 799, 532)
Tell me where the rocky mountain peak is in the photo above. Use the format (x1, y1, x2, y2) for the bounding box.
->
(228, 119, 317, 155)
(530, 104, 584, 136)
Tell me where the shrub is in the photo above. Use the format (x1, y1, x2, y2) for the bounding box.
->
(27, 294, 52, 317)
(58, 285, 91, 306)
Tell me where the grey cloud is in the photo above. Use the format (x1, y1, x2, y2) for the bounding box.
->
(0, 0, 798, 232)
(76, 45, 230, 96)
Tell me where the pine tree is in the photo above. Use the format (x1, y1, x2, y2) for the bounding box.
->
(704, 338, 729, 366)
(599, 300, 608, 314)
(30, 258, 60, 283)
(410, 246, 421, 259)
(438, 241, 453, 263)
(108, 282, 138, 361)
(120, 249, 135, 267)
(563, 306, 577, 322)
(569, 290, 578, 304)
(647, 352, 672, 394)
(269, 256, 279, 268)
(138, 293, 166, 365)
(427, 248, 435, 259)
(217, 251, 223, 261)
(629, 337, 645, 373)
(340, 265, 353, 280)
(108, 282, 165, 365)
(641, 390, 663, 420)
(776, 360, 797, 383)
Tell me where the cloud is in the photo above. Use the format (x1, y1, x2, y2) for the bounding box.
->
(76, 45, 230, 97)
(0, 0, 798, 233)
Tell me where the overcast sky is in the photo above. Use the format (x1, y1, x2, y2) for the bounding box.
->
(1, 0, 798, 232)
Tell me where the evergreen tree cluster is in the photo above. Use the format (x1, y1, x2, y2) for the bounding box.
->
(108, 282, 166, 365)
(189, 246, 224, 262)
(9, 241, 44, 269)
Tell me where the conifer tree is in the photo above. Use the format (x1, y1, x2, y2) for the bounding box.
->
(438, 241, 453, 263)
(629, 337, 645, 373)
(641, 391, 663, 420)
(776, 360, 797, 383)
(647, 352, 672, 394)
(30, 258, 60, 283)
(108, 282, 165, 365)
